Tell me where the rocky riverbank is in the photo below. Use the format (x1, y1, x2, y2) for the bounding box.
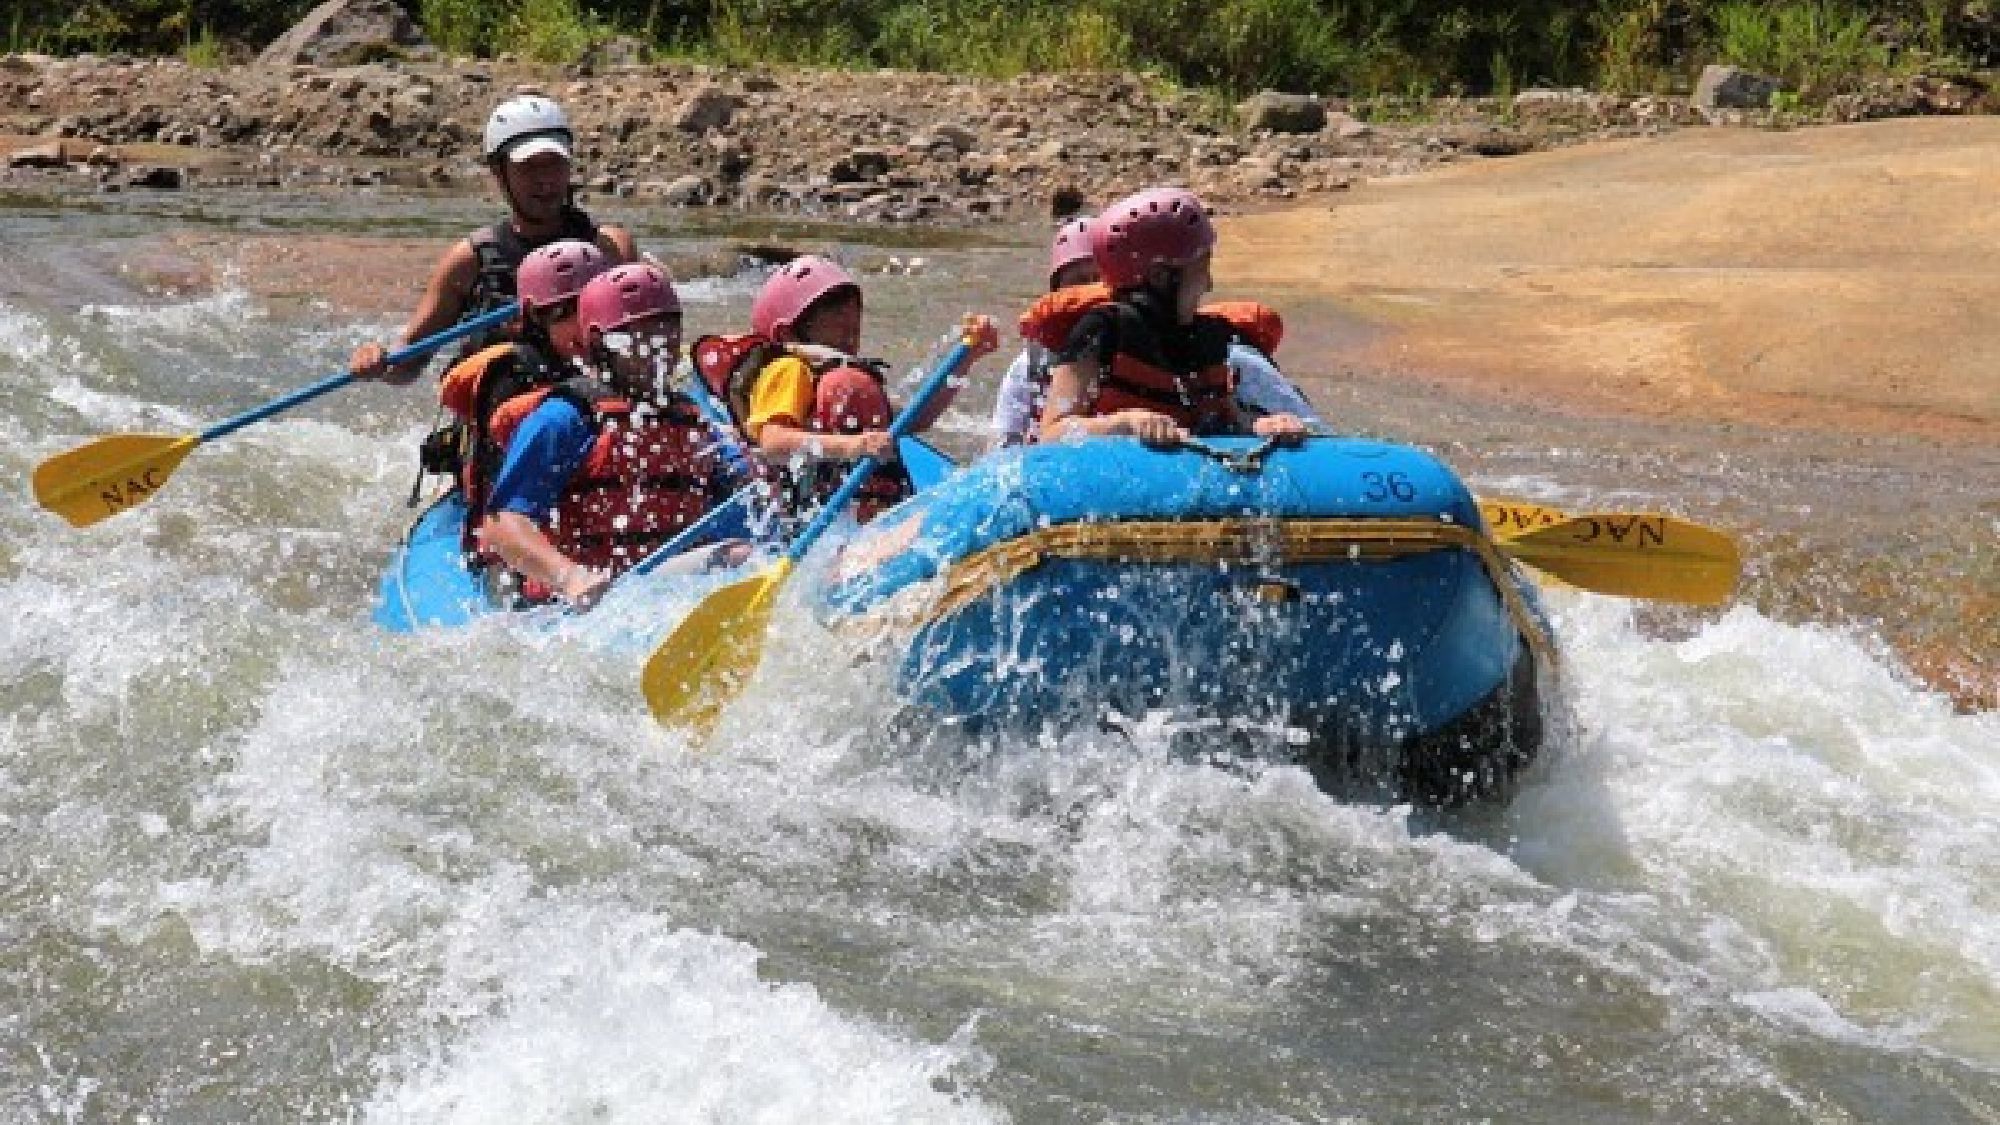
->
(3, 52, 1994, 224)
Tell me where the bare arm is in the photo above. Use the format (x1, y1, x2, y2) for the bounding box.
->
(597, 223, 639, 264)
(1037, 356, 1185, 445)
(348, 239, 483, 384)
(478, 510, 610, 607)
(757, 420, 895, 463)
(905, 312, 997, 431)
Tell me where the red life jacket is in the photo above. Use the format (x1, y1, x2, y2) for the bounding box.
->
(485, 380, 723, 599)
(804, 360, 912, 523)
(691, 333, 911, 524)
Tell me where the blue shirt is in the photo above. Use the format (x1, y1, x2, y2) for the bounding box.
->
(487, 395, 595, 522)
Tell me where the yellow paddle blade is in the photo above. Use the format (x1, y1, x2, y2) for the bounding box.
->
(1500, 513, 1742, 607)
(33, 433, 200, 528)
(641, 559, 793, 733)
(1477, 497, 1569, 541)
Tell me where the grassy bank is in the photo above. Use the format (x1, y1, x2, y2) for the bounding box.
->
(8, 0, 1992, 97)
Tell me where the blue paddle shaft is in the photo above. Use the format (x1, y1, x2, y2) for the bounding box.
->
(785, 339, 972, 564)
(199, 303, 521, 443)
(682, 370, 756, 478)
(628, 489, 752, 578)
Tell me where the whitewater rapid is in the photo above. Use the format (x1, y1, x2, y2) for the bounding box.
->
(3, 217, 1996, 1122)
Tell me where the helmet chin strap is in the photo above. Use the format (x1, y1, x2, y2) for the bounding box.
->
(491, 157, 574, 234)
(490, 159, 525, 225)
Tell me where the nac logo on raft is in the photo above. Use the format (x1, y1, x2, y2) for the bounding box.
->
(98, 468, 166, 515)
(1569, 514, 1669, 548)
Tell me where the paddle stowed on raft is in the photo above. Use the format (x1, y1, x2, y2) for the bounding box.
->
(892, 446, 1742, 611)
(1475, 498, 1741, 607)
(641, 334, 979, 733)
(33, 304, 520, 528)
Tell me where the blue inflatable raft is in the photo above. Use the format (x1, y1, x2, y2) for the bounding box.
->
(375, 436, 1552, 802)
(371, 489, 760, 638)
(822, 436, 1553, 803)
(373, 491, 491, 632)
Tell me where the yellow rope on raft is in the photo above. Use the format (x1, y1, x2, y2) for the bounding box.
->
(909, 517, 1557, 668)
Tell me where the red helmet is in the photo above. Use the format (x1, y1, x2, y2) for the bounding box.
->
(1090, 187, 1215, 290)
(750, 255, 859, 341)
(516, 239, 608, 311)
(579, 263, 681, 338)
(1048, 216, 1095, 288)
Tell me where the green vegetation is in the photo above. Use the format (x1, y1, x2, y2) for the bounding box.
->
(0, 0, 1988, 97)
(182, 24, 231, 66)
(504, 0, 615, 60)
(1712, 1, 1886, 96)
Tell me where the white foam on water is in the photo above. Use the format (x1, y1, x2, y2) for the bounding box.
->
(0, 298, 173, 443)
(358, 906, 1002, 1125)
(43, 377, 204, 435)
(1466, 472, 1587, 506)
(0, 299, 88, 374)
(77, 284, 266, 361)
(671, 272, 766, 304)
(60, 600, 1000, 1122)
(1508, 595, 2000, 1063)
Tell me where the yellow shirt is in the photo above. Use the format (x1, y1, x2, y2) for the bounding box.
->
(745, 355, 816, 442)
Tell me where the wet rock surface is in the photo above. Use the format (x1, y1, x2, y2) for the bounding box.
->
(8, 54, 1985, 222)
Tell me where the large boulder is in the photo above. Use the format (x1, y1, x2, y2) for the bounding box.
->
(257, 0, 428, 67)
(1237, 91, 1325, 134)
(674, 85, 741, 134)
(1694, 65, 1781, 111)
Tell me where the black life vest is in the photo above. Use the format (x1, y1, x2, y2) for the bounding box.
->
(460, 206, 601, 349)
(1073, 297, 1238, 435)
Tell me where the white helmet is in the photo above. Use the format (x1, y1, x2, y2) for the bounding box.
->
(482, 95, 574, 163)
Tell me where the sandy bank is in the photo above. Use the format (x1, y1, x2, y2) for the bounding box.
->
(1218, 117, 2000, 445)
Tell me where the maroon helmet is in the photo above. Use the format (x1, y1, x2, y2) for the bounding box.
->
(750, 255, 859, 341)
(516, 239, 609, 311)
(579, 263, 681, 337)
(1090, 187, 1215, 290)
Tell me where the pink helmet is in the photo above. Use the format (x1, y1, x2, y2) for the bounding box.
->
(579, 263, 681, 337)
(516, 239, 609, 311)
(1090, 187, 1215, 290)
(750, 255, 859, 341)
(1048, 216, 1095, 288)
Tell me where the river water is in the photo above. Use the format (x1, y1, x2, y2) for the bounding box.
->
(3, 187, 1997, 1123)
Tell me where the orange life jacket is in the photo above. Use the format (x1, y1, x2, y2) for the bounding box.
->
(1201, 299, 1283, 358)
(435, 341, 565, 548)
(1017, 283, 1285, 358)
(484, 380, 724, 599)
(1020, 290, 1239, 433)
(1095, 348, 1237, 435)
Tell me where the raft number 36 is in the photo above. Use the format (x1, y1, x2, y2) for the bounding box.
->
(1359, 471, 1417, 503)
